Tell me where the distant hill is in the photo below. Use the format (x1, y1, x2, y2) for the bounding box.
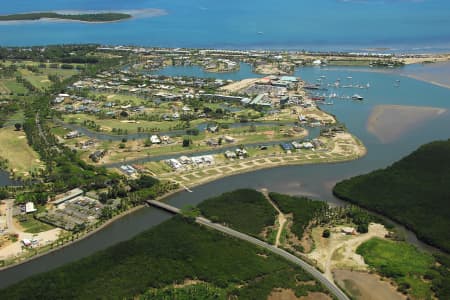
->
(334, 139, 450, 252)
(0, 12, 132, 23)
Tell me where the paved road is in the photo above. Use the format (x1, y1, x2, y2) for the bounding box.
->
(196, 217, 350, 300)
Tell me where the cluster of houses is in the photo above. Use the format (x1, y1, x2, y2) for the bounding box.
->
(166, 154, 215, 170)
(224, 148, 248, 159)
(203, 58, 239, 72)
(280, 139, 323, 153)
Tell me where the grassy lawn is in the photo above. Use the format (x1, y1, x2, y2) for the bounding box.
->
(0, 81, 9, 94)
(64, 114, 190, 133)
(1, 79, 28, 94)
(357, 238, 435, 299)
(41, 68, 78, 79)
(3, 110, 25, 127)
(49, 124, 71, 137)
(16, 215, 54, 233)
(142, 161, 172, 174)
(0, 128, 44, 176)
(90, 92, 150, 106)
(23, 74, 52, 90)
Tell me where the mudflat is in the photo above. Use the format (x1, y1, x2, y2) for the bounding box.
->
(367, 104, 446, 143)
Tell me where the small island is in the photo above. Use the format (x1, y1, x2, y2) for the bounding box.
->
(0, 12, 132, 23)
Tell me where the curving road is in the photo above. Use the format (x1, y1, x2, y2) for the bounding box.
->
(195, 217, 350, 300)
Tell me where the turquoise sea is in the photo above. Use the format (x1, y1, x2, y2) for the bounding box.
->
(1, 0, 450, 51)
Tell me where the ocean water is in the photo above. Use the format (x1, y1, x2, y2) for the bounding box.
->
(1, 0, 450, 51)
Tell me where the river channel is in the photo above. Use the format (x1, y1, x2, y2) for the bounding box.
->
(0, 64, 449, 288)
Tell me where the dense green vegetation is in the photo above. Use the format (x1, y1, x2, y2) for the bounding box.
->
(431, 254, 450, 300)
(269, 192, 327, 239)
(198, 189, 277, 236)
(0, 12, 131, 22)
(141, 283, 226, 299)
(0, 217, 328, 299)
(334, 139, 450, 252)
(357, 238, 436, 299)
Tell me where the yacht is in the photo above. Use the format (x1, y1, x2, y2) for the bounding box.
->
(352, 94, 364, 100)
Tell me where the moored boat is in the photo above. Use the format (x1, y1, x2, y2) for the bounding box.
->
(352, 94, 364, 100)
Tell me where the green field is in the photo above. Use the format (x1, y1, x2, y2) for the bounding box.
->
(41, 68, 79, 79)
(269, 192, 327, 240)
(3, 110, 25, 127)
(18, 69, 51, 90)
(17, 68, 78, 90)
(357, 238, 435, 299)
(16, 215, 54, 233)
(0, 79, 28, 94)
(197, 189, 277, 236)
(334, 139, 450, 252)
(0, 128, 44, 176)
(0, 217, 328, 299)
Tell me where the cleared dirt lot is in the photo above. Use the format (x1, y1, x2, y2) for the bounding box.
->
(334, 269, 406, 300)
(268, 289, 332, 300)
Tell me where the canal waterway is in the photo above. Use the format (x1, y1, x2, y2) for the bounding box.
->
(0, 64, 449, 287)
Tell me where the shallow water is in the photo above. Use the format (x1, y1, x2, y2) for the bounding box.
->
(1, 0, 450, 51)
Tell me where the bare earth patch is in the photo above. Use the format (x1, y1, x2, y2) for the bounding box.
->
(367, 104, 447, 143)
(219, 78, 260, 93)
(334, 269, 406, 300)
(307, 223, 387, 280)
(268, 289, 331, 300)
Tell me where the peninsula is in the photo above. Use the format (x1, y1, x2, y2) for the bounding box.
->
(0, 12, 132, 23)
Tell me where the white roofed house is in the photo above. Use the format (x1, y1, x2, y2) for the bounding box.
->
(225, 150, 237, 159)
(150, 135, 161, 144)
(25, 202, 37, 214)
(179, 156, 192, 164)
(166, 159, 182, 170)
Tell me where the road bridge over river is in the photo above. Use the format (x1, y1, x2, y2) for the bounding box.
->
(147, 200, 350, 300)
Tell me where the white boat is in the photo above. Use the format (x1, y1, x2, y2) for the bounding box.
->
(352, 94, 364, 100)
